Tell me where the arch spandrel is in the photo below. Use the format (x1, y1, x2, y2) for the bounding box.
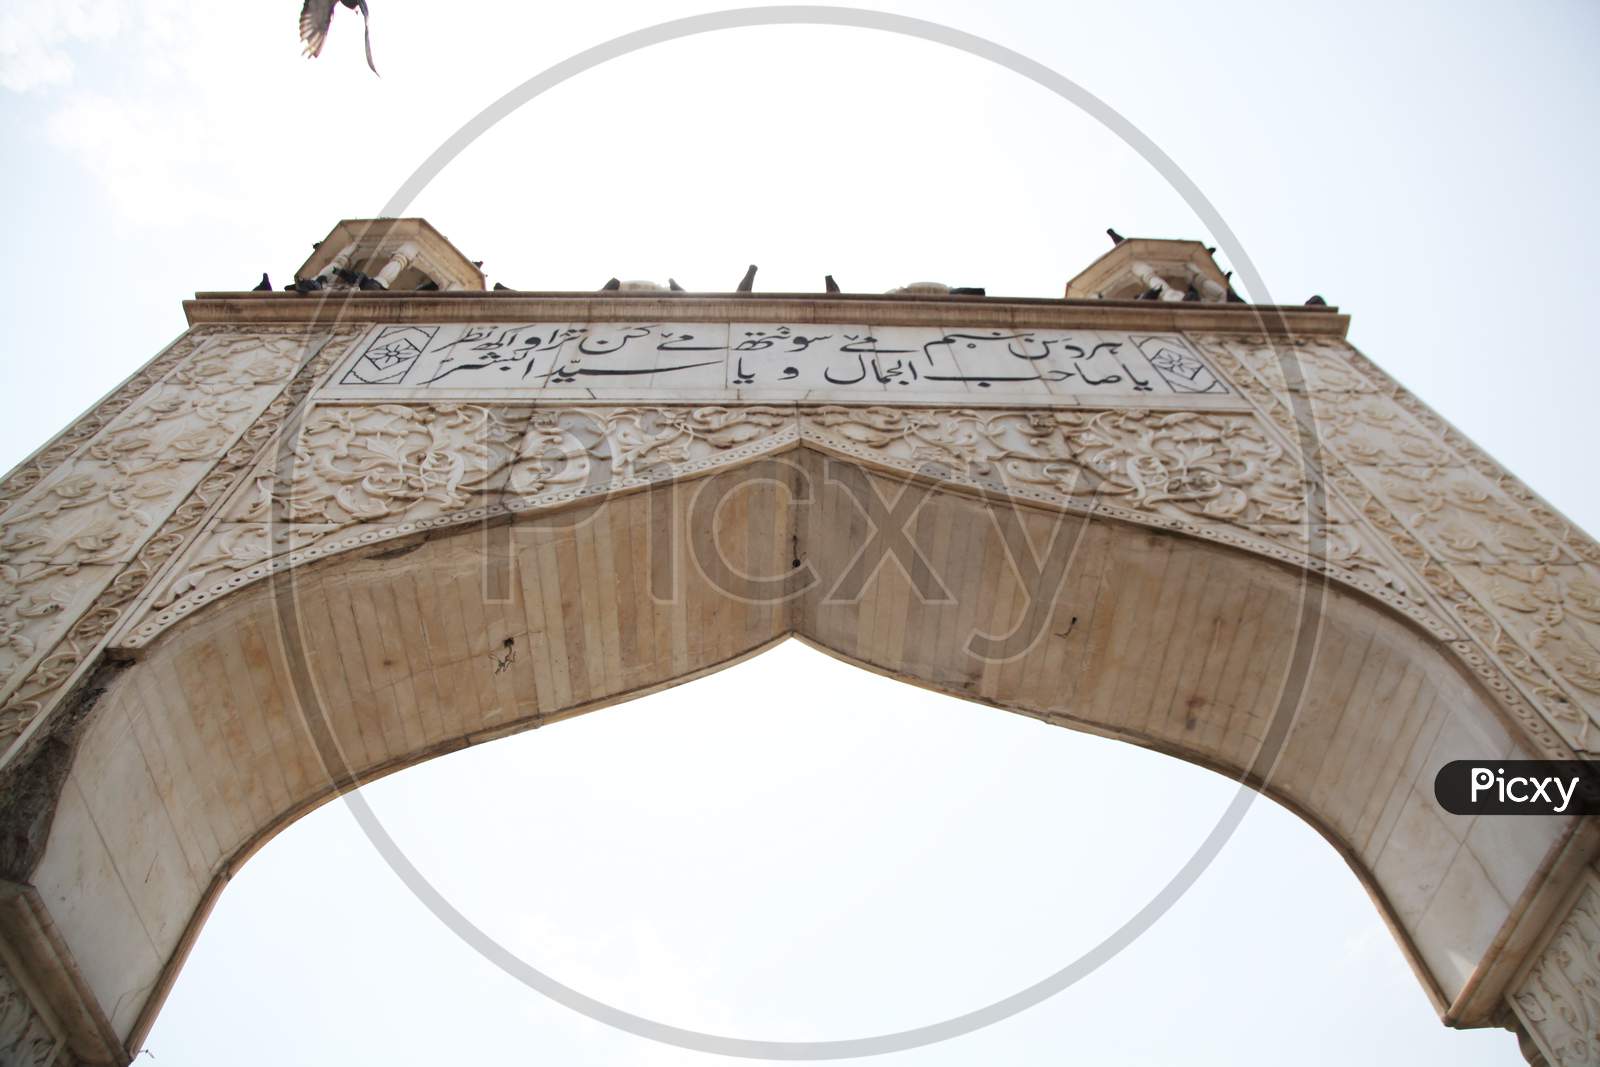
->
(0, 268, 1596, 1063)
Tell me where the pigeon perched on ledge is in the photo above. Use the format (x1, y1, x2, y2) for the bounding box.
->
(334, 267, 386, 291)
(300, 0, 378, 75)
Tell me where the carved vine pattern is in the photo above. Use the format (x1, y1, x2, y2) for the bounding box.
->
(126, 404, 799, 643)
(1196, 334, 1598, 757)
(805, 406, 1303, 522)
(0, 959, 60, 1066)
(1514, 878, 1600, 1066)
(0, 325, 369, 749)
(1, 334, 308, 698)
(799, 404, 1429, 624)
(129, 399, 1436, 658)
(0, 327, 224, 517)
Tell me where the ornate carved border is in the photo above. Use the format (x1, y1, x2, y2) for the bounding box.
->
(0, 326, 370, 757)
(0, 955, 61, 1067)
(117, 405, 803, 648)
(1194, 334, 1585, 759)
(0, 327, 224, 517)
(112, 401, 1465, 679)
(1511, 869, 1600, 1065)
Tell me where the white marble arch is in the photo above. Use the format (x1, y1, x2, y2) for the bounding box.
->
(16, 452, 1582, 1064)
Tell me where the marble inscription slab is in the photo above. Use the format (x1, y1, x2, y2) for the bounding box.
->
(322, 322, 1236, 404)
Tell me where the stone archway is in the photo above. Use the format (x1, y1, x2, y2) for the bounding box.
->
(2, 220, 1597, 1065)
(10, 447, 1584, 1061)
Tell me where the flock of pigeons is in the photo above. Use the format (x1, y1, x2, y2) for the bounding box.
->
(255, 264, 822, 295)
(253, 237, 1321, 305)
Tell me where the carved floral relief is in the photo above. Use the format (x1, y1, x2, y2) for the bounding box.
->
(0, 961, 59, 1067)
(0, 326, 366, 747)
(0, 334, 308, 703)
(1514, 877, 1600, 1066)
(123, 404, 800, 647)
(801, 406, 1304, 523)
(799, 404, 1427, 620)
(120, 400, 1436, 653)
(1195, 334, 1600, 755)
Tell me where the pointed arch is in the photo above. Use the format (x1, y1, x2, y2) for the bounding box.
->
(20, 450, 1577, 1057)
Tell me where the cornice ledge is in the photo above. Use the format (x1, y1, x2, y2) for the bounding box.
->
(184, 291, 1350, 337)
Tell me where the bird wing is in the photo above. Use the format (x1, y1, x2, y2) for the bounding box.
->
(299, 0, 336, 59)
(357, 0, 379, 76)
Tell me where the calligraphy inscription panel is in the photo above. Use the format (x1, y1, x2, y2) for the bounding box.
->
(323, 322, 1239, 405)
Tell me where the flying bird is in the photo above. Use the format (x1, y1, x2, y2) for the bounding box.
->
(300, 0, 378, 75)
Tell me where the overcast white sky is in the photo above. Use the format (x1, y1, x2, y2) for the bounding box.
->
(3, 1, 1596, 1063)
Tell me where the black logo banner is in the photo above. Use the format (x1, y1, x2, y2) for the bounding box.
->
(1434, 761, 1600, 816)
